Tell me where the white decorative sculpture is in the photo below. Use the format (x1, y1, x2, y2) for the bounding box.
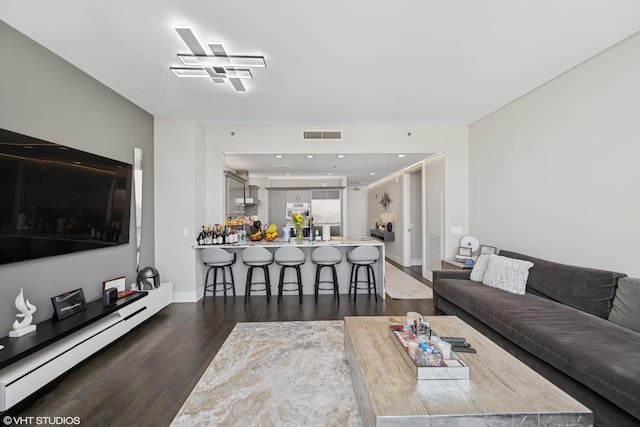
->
(9, 288, 37, 337)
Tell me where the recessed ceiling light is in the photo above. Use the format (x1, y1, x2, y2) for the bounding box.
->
(336, 154, 345, 158)
(285, 173, 291, 176)
(306, 155, 314, 159)
(397, 154, 406, 158)
(328, 173, 334, 176)
(274, 155, 283, 159)
(369, 172, 376, 176)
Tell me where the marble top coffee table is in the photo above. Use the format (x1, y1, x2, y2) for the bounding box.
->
(344, 316, 593, 426)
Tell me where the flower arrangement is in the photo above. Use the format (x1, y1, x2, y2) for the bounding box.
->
(290, 213, 305, 243)
(291, 213, 304, 228)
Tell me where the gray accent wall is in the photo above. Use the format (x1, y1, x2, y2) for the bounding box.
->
(0, 21, 154, 336)
(469, 31, 640, 277)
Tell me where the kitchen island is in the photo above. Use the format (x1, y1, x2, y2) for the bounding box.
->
(193, 237, 386, 300)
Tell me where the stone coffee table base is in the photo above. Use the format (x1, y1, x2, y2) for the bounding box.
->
(344, 316, 593, 427)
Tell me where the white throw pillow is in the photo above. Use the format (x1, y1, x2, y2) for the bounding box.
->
(482, 254, 534, 295)
(470, 254, 491, 282)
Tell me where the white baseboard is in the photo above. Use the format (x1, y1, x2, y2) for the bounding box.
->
(171, 290, 199, 303)
(385, 253, 403, 265)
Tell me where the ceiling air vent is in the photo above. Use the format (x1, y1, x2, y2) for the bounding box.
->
(302, 130, 343, 141)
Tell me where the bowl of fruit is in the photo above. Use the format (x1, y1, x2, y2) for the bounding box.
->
(264, 224, 278, 241)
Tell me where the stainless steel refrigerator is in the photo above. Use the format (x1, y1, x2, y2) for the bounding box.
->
(311, 189, 342, 238)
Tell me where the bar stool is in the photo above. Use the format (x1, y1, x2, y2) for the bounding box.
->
(242, 246, 274, 304)
(311, 246, 342, 303)
(201, 248, 236, 305)
(274, 246, 306, 303)
(347, 246, 380, 302)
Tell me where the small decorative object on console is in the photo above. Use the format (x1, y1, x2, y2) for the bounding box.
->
(103, 276, 136, 298)
(102, 288, 118, 306)
(51, 288, 87, 320)
(137, 267, 160, 290)
(9, 288, 37, 337)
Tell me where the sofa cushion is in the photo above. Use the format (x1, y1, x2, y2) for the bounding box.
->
(498, 250, 626, 319)
(608, 277, 640, 333)
(481, 254, 533, 295)
(433, 278, 640, 420)
(469, 254, 490, 282)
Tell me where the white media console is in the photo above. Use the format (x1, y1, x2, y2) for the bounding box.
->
(0, 283, 172, 412)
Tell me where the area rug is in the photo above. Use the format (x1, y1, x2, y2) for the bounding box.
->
(384, 261, 433, 299)
(171, 321, 363, 427)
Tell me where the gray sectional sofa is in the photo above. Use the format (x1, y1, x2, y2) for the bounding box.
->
(433, 250, 640, 427)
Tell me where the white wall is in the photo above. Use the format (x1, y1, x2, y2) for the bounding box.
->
(469, 32, 640, 277)
(154, 117, 206, 301)
(346, 186, 367, 238)
(0, 21, 154, 335)
(369, 174, 404, 264)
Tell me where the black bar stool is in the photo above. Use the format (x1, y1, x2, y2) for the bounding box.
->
(201, 248, 236, 304)
(242, 246, 274, 304)
(311, 246, 342, 303)
(347, 246, 380, 302)
(274, 246, 306, 303)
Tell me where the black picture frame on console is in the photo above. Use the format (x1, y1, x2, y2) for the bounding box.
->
(0, 128, 133, 265)
(51, 288, 87, 320)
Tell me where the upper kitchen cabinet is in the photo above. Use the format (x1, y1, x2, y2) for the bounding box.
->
(285, 190, 310, 203)
(268, 190, 287, 226)
(245, 185, 260, 216)
(224, 171, 246, 217)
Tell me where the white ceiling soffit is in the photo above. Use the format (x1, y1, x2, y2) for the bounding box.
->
(224, 153, 434, 186)
(1, 1, 640, 126)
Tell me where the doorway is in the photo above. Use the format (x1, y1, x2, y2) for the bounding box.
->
(402, 167, 423, 270)
(423, 153, 445, 280)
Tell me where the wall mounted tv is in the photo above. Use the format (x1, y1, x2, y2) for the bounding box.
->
(0, 128, 132, 265)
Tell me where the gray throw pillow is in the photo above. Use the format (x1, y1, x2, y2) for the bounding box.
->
(608, 277, 640, 333)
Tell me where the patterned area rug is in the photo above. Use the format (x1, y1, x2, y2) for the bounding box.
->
(384, 262, 433, 299)
(171, 321, 363, 427)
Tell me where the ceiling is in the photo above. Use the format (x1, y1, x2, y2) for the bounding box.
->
(2, 1, 640, 183)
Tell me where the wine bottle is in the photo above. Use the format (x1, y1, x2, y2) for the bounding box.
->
(198, 225, 205, 245)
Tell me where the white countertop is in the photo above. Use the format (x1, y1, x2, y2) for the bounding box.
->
(193, 236, 383, 249)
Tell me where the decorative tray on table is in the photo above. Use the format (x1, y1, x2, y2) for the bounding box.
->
(389, 318, 470, 380)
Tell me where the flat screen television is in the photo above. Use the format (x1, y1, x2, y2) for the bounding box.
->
(0, 128, 132, 265)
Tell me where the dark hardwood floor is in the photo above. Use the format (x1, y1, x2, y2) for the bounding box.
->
(9, 268, 434, 426)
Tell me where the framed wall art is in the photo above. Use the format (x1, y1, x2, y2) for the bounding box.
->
(479, 245, 498, 255)
(457, 246, 473, 257)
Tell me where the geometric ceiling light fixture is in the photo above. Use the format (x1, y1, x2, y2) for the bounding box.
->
(170, 26, 266, 92)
